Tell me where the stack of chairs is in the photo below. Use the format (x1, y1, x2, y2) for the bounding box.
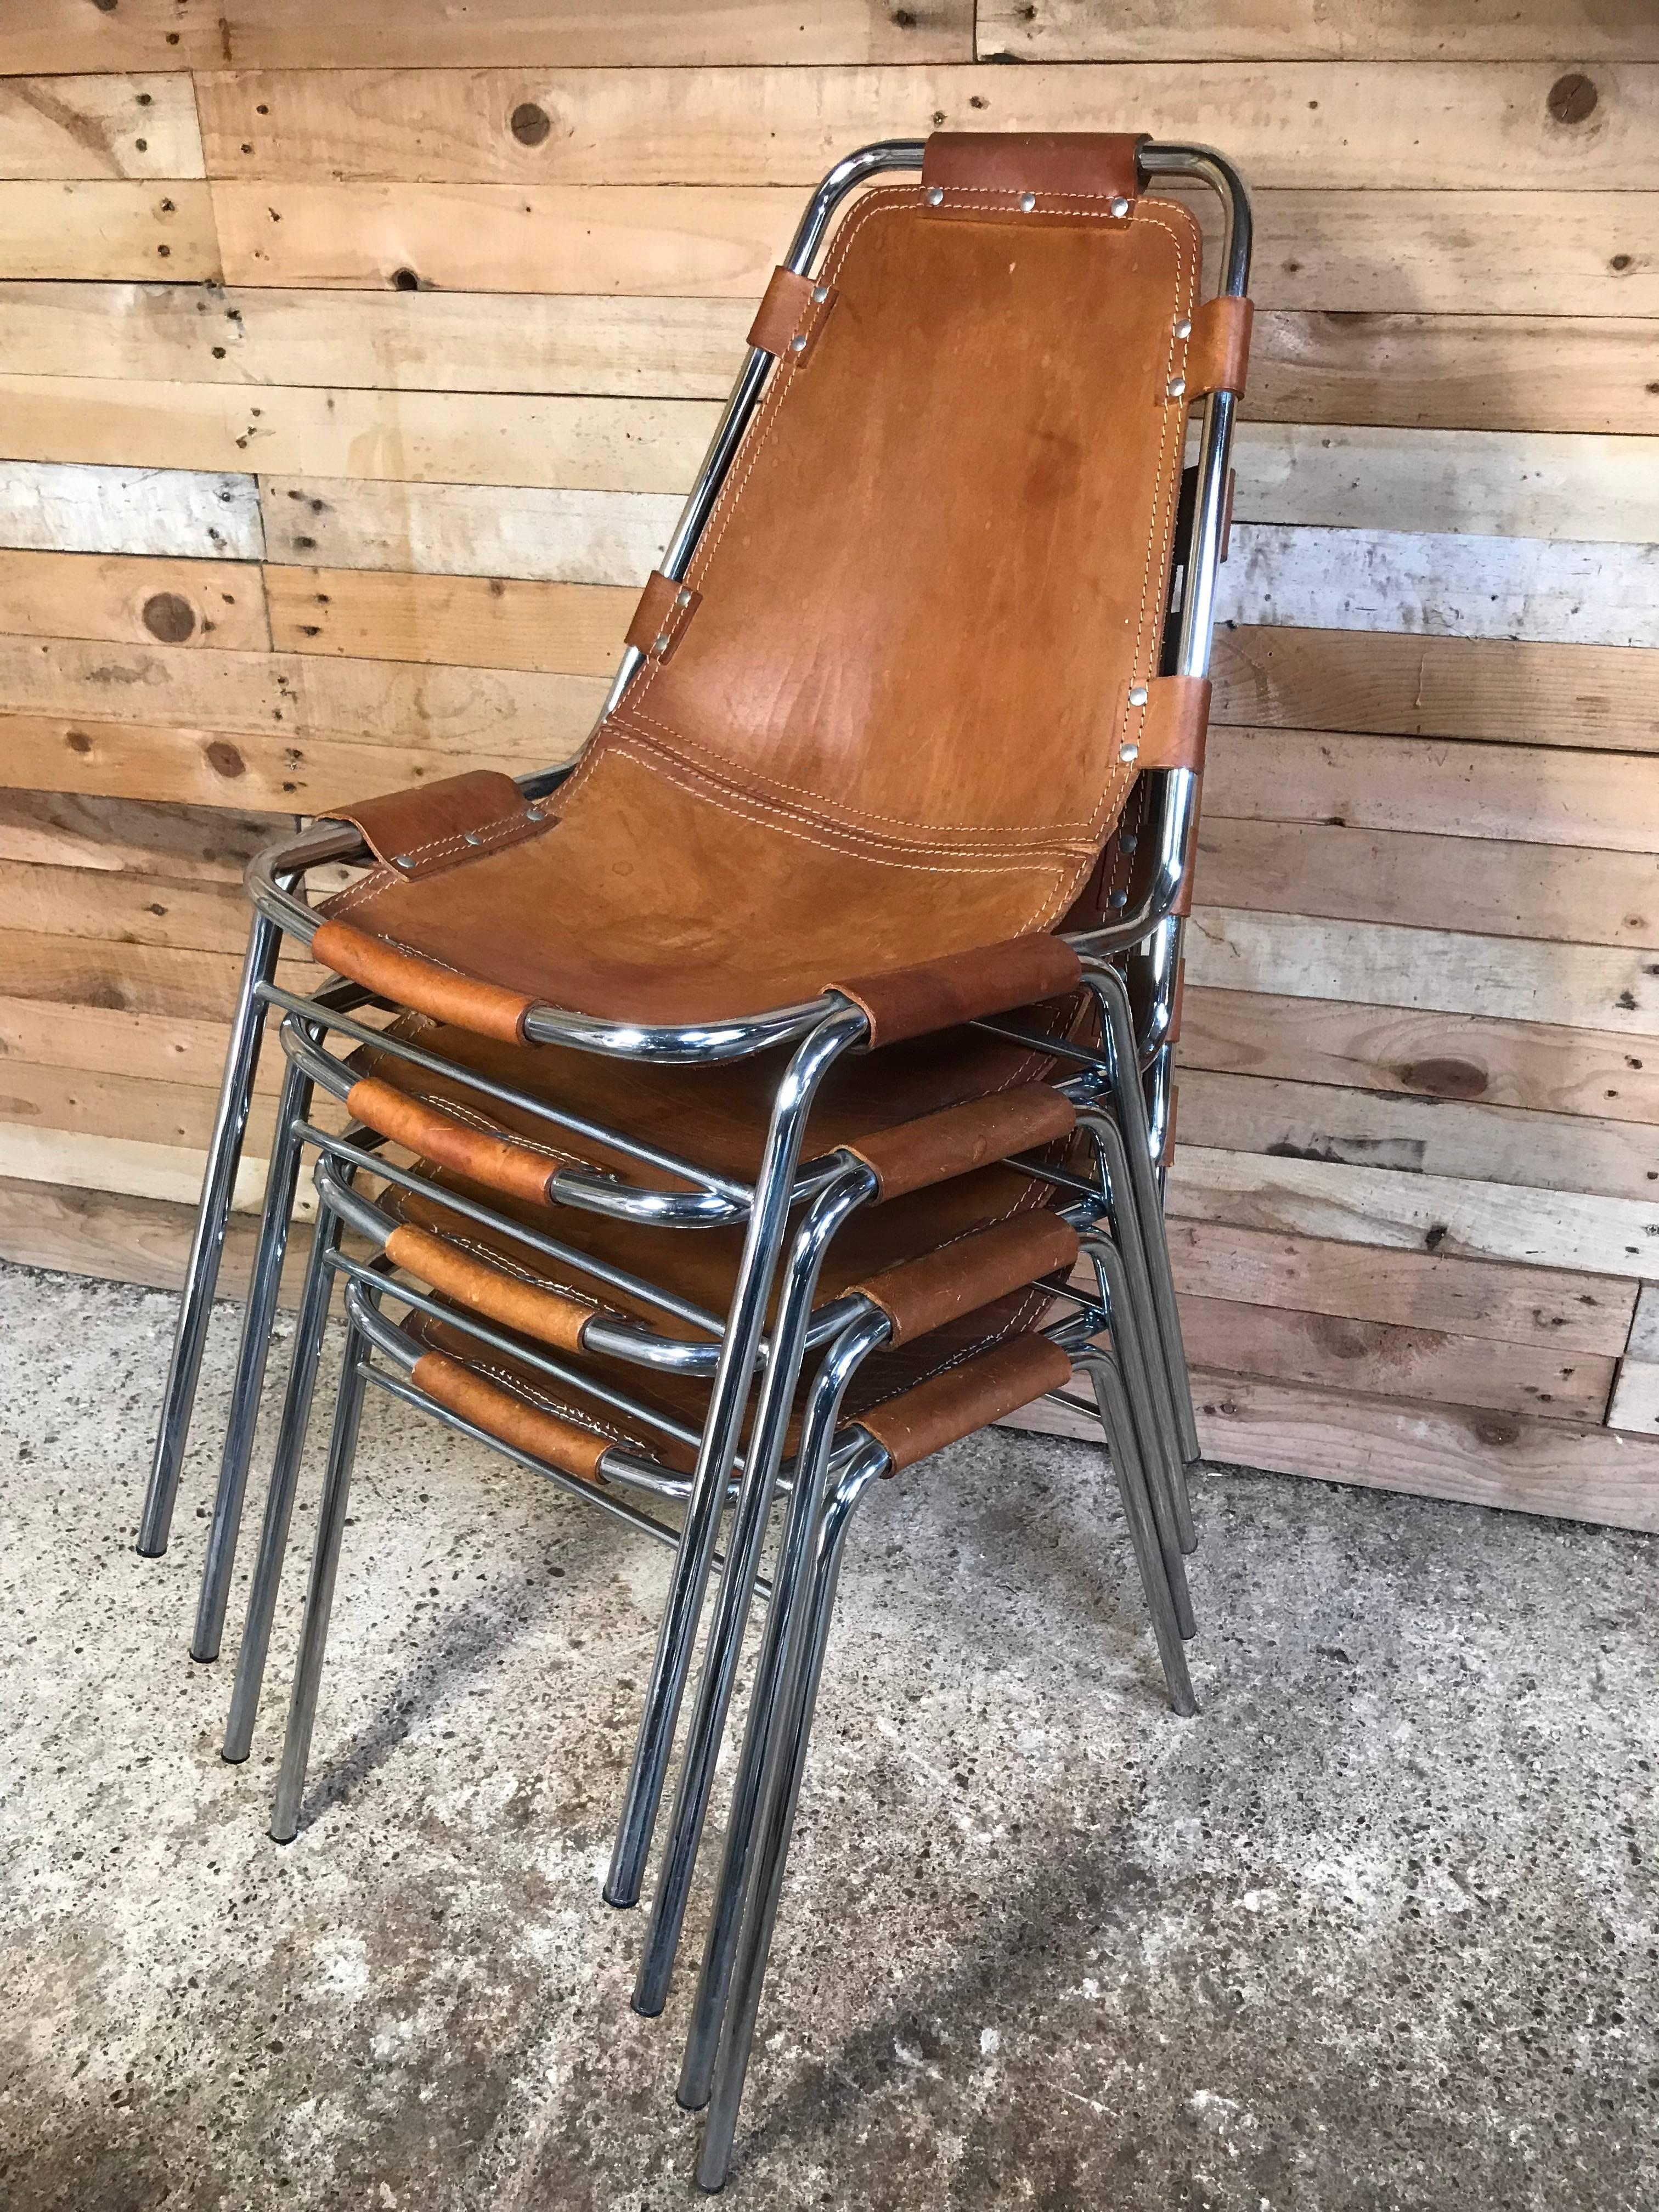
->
(132, 132, 1251, 2187)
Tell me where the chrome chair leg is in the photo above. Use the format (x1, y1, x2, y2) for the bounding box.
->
(634, 1164, 876, 2016)
(677, 1314, 888, 2113)
(695, 1445, 885, 2192)
(223, 1193, 347, 1763)
(604, 1007, 866, 1910)
(1082, 1109, 1194, 1552)
(269, 1308, 370, 1843)
(1073, 1349, 1196, 1716)
(1084, 1236, 1195, 1641)
(137, 908, 282, 1556)
(190, 1047, 315, 1662)
(1082, 959, 1201, 1469)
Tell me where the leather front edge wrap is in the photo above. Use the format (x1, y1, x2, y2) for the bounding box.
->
(832, 935, 1082, 1051)
(921, 131, 1145, 205)
(845, 1084, 1075, 1203)
(312, 921, 534, 1045)
(1183, 296, 1254, 399)
(624, 569, 702, 662)
(385, 1222, 596, 1354)
(861, 1331, 1074, 1472)
(857, 1213, 1081, 1347)
(320, 769, 549, 881)
(345, 1074, 555, 1207)
(410, 1348, 611, 1486)
(1130, 675, 1211, 774)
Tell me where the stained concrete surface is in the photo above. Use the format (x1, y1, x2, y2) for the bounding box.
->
(1, 1256, 1656, 2212)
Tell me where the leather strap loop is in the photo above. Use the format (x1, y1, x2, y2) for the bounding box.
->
(859, 1329, 1074, 1472)
(747, 264, 838, 360)
(312, 919, 534, 1043)
(624, 569, 701, 662)
(410, 1348, 611, 1487)
(921, 131, 1145, 208)
(830, 934, 1082, 1050)
(1183, 296, 1254, 400)
(843, 1085, 1075, 1204)
(384, 1222, 597, 1354)
(1119, 674, 1211, 776)
(857, 1211, 1080, 1346)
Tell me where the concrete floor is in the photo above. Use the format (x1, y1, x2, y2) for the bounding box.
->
(1, 1259, 1656, 2212)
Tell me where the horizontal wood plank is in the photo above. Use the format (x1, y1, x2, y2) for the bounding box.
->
(0, 280, 755, 398)
(2, 284, 1650, 436)
(1188, 905, 1659, 1038)
(0, 789, 287, 880)
(1178, 1068, 1659, 1205)
(1167, 1217, 1634, 1355)
(0, 924, 316, 1020)
(0, 1057, 272, 1152)
(1015, 1374, 1659, 1536)
(0, 712, 532, 815)
(1245, 311, 1659, 439)
(0, 857, 251, 955)
(267, 564, 634, 675)
(1178, 1291, 1613, 1421)
(1204, 729, 1659, 854)
(978, 1, 1659, 64)
(0, 635, 603, 753)
(0, 459, 262, 562)
(1198, 816, 1659, 949)
(209, 180, 1659, 313)
(259, 473, 677, 585)
(1170, 1144, 1659, 1278)
(0, 1119, 266, 1210)
(1220, 524, 1659, 652)
(1232, 424, 1659, 548)
(195, 62, 1659, 190)
(0, 179, 217, 280)
(0, 371, 719, 494)
(1180, 986, 1659, 1128)
(1210, 625, 1659, 753)
(0, 74, 202, 180)
(10, 373, 1653, 541)
(0, 993, 274, 1092)
(0, 546, 268, 652)
(0, 0, 974, 72)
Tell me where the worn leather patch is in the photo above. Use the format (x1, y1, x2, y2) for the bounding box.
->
(625, 569, 701, 661)
(1119, 674, 1211, 775)
(920, 131, 1145, 209)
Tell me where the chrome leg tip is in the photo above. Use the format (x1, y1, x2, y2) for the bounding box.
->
(602, 1884, 640, 1911)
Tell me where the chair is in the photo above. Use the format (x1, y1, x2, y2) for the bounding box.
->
(131, 127, 1251, 2182)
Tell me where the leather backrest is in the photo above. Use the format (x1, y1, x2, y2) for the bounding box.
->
(607, 171, 1200, 863)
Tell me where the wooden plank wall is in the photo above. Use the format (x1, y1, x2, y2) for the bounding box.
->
(1, 3, 1657, 1530)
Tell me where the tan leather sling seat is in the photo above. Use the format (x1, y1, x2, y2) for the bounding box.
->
(309, 142, 1210, 1043)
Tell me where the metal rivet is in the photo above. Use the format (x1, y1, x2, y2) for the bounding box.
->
(393, 853, 415, 870)
(1108, 889, 1130, 910)
(676, 589, 693, 606)
(1019, 191, 1036, 212)
(811, 284, 829, 302)
(464, 828, 483, 845)
(788, 332, 808, 352)
(927, 185, 944, 206)
(1128, 685, 1149, 707)
(1121, 832, 1138, 854)
(1167, 376, 1186, 399)
(1175, 318, 1192, 340)
(524, 806, 544, 823)
(652, 631, 670, 651)
(1110, 196, 1130, 218)
(1119, 743, 1139, 765)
